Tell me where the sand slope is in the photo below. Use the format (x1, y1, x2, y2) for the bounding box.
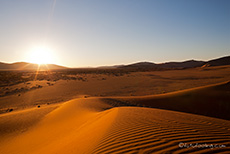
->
(113, 81, 230, 120)
(1, 97, 230, 154)
(92, 107, 230, 154)
(0, 104, 59, 144)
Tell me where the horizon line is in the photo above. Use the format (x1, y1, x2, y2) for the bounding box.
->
(0, 54, 229, 68)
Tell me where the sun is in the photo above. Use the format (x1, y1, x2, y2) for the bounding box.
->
(27, 46, 55, 64)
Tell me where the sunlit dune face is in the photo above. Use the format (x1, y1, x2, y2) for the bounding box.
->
(27, 46, 55, 64)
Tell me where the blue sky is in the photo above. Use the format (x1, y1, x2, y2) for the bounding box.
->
(0, 0, 229, 67)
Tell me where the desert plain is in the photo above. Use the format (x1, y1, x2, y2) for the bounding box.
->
(0, 65, 230, 153)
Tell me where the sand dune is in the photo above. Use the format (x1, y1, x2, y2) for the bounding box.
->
(112, 81, 230, 120)
(0, 96, 230, 154)
(0, 104, 59, 143)
(92, 107, 230, 154)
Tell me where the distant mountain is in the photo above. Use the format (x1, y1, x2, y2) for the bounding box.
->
(119, 60, 205, 69)
(121, 62, 157, 69)
(158, 60, 205, 68)
(204, 56, 230, 67)
(1, 55, 229, 70)
(118, 55, 230, 69)
(0, 62, 67, 70)
(97, 65, 125, 69)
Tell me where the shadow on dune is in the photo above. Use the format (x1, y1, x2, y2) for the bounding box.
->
(105, 81, 230, 120)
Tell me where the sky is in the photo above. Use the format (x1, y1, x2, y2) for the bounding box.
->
(0, 0, 229, 67)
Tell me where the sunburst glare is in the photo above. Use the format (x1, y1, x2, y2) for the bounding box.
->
(26, 46, 55, 64)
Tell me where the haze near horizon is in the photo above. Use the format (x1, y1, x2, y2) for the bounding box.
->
(0, 0, 229, 67)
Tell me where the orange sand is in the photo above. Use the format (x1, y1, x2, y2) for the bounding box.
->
(0, 96, 230, 153)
